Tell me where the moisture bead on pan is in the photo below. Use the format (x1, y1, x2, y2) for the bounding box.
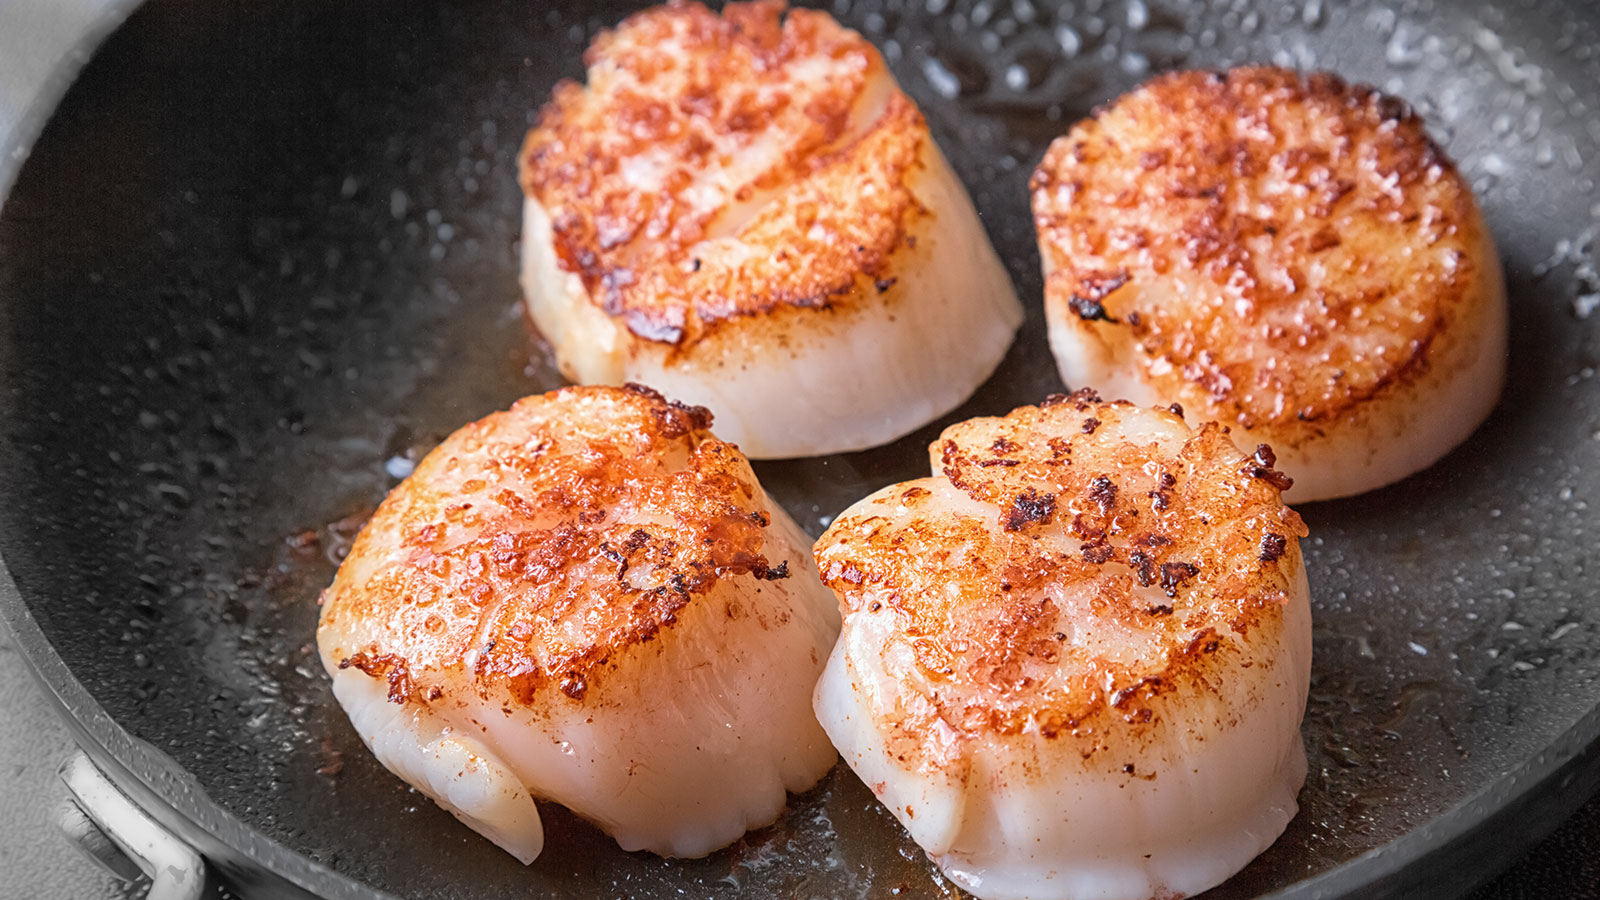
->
(317, 385, 841, 862)
(519, 0, 1023, 458)
(812, 392, 1312, 900)
(1031, 68, 1507, 501)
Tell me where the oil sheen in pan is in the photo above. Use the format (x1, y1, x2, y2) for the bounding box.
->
(0, 0, 1597, 898)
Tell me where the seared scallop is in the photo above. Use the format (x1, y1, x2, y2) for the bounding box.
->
(317, 384, 841, 862)
(519, 0, 1022, 459)
(1031, 68, 1506, 502)
(812, 391, 1311, 900)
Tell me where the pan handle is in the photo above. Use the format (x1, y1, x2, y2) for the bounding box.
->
(57, 750, 207, 900)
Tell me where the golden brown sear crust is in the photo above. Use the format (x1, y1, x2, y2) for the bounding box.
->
(1031, 67, 1484, 436)
(320, 384, 785, 708)
(519, 0, 927, 347)
(815, 393, 1306, 749)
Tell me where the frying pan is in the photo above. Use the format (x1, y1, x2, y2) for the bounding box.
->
(3, 0, 1599, 897)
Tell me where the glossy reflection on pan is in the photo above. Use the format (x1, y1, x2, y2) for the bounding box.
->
(2, 1, 1599, 898)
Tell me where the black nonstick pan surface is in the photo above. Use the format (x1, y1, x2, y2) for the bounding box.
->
(3, 0, 1600, 897)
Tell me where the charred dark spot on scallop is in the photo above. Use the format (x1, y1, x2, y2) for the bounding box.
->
(1182, 628, 1224, 657)
(1259, 533, 1289, 562)
(1003, 488, 1057, 532)
(1041, 387, 1103, 409)
(1159, 561, 1200, 598)
(1130, 550, 1157, 587)
(1247, 443, 1295, 491)
(1110, 675, 1163, 709)
(1066, 270, 1129, 324)
(636, 386, 715, 437)
(559, 672, 589, 700)
(1068, 294, 1115, 322)
(1081, 541, 1114, 564)
(339, 651, 416, 705)
(1088, 475, 1118, 514)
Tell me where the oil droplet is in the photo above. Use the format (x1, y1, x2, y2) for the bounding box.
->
(921, 56, 962, 100)
(1126, 0, 1148, 31)
(1004, 64, 1029, 92)
(1384, 25, 1424, 69)
(1055, 24, 1082, 58)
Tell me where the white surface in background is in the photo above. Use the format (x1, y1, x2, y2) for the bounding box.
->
(0, 630, 129, 899)
(0, 0, 141, 200)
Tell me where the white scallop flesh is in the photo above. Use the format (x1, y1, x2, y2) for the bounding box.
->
(318, 385, 841, 862)
(518, 1, 1021, 458)
(813, 395, 1313, 900)
(1031, 68, 1507, 502)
